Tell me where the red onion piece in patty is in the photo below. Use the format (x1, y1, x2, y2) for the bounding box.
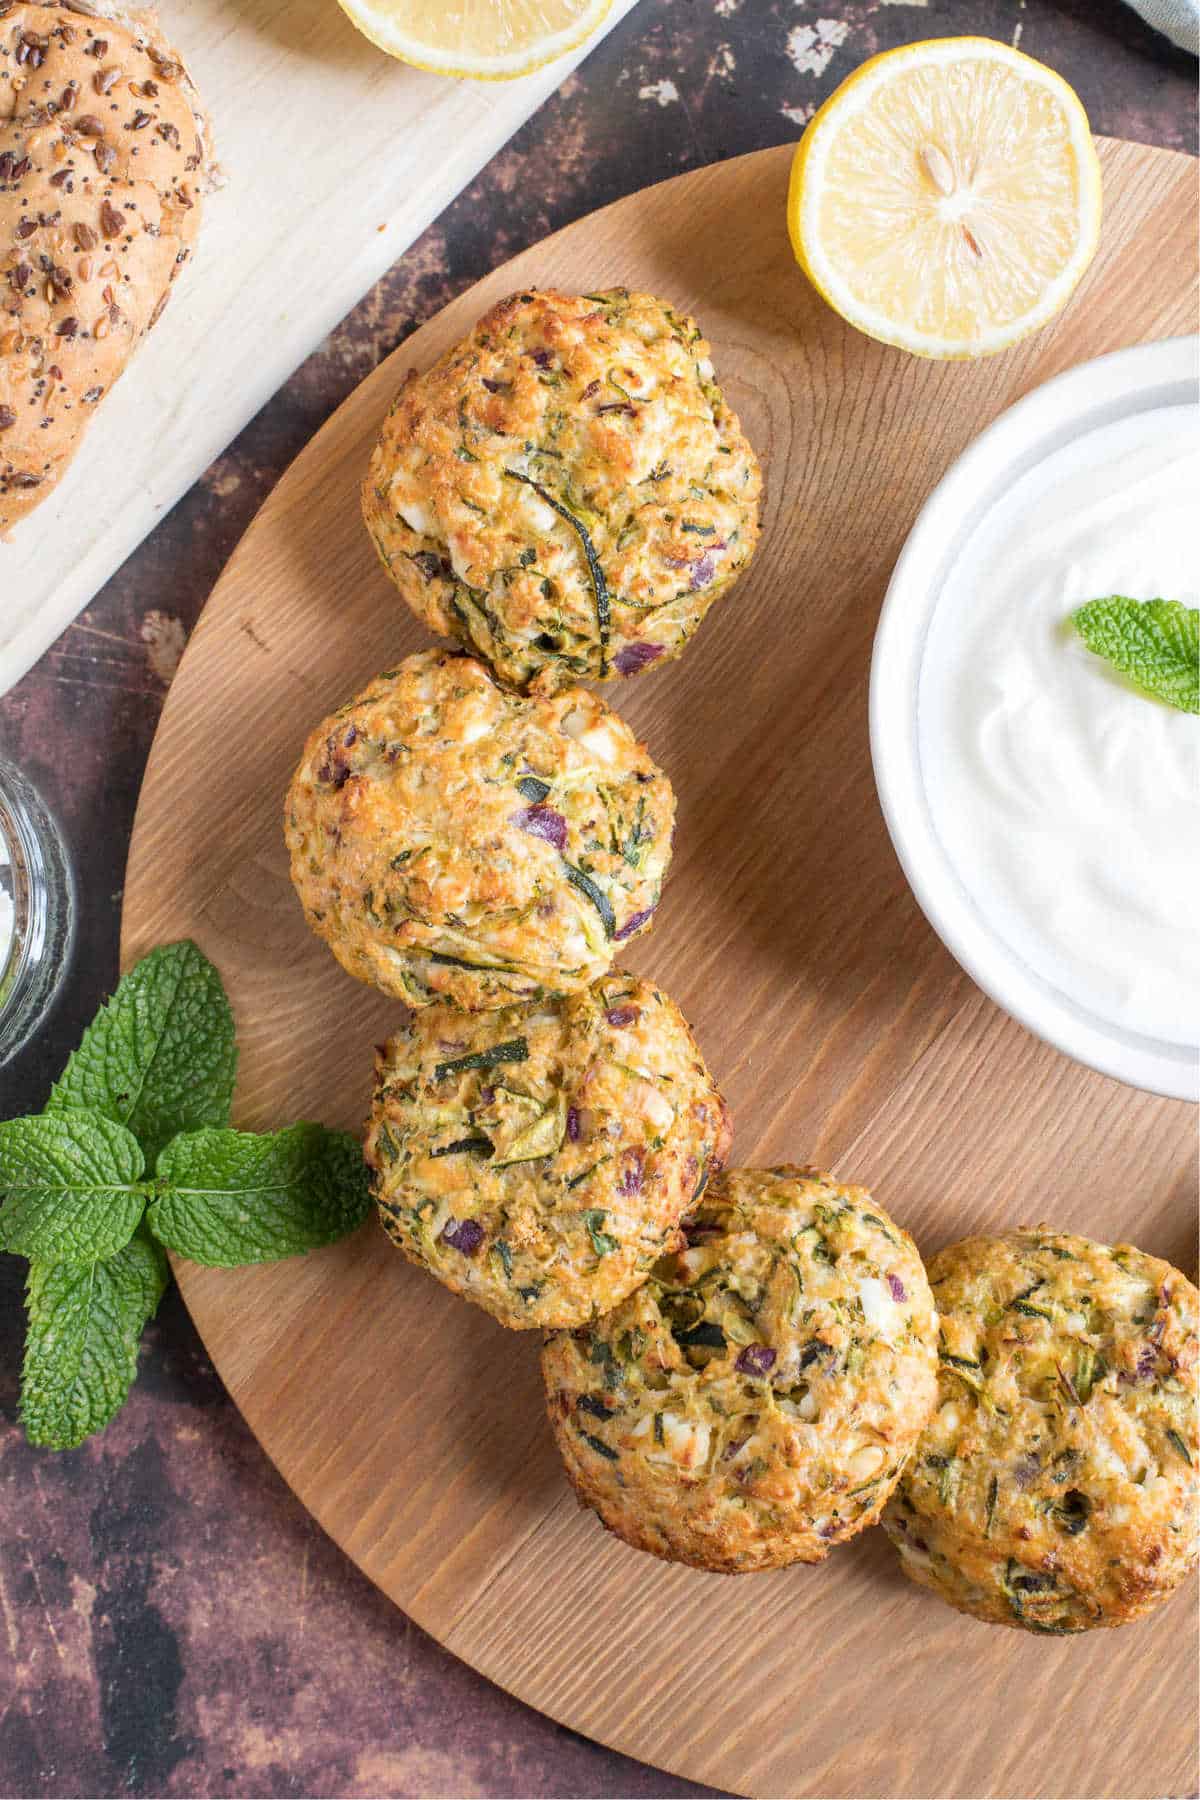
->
(1119, 1343, 1158, 1384)
(511, 804, 568, 851)
(887, 1274, 907, 1303)
(617, 1148, 644, 1196)
(612, 641, 665, 676)
(613, 906, 654, 942)
(735, 1344, 777, 1378)
(317, 730, 353, 788)
(1011, 1453, 1041, 1489)
(690, 552, 717, 590)
(566, 1106, 581, 1142)
(604, 1006, 639, 1028)
(442, 1219, 485, 1256)
(664, 542, 726, 591)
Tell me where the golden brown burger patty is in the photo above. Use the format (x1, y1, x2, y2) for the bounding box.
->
(883, 1227, 1199, 1632)
(362, 288, 762, 692)
(285, 649, 675, 1010)
(366, 974, 731, 1330)
(542, 1165, 939, 1571)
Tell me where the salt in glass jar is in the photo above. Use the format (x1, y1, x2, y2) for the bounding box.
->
(0, 760, 75, 1075)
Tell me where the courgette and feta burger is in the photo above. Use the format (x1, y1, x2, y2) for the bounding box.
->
(362, 288, 763, 693)
(883, 1228, 1199, 1633)
(285, 649, 674, 1010)
(365, 974, 731, 1330)
(542, 1166, 939, 1572)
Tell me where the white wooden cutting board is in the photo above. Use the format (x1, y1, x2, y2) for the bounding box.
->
(0, 0, 640, 692)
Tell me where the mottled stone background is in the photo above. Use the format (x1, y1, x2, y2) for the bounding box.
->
(0, 3, 1195, 1795)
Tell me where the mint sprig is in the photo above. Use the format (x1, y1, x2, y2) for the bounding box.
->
(1, 940, 371, 1451)
(1071, 596, 1199, 714)
(0, 1109, 148, 1263)
(21, 1229, 169, 1450)
(150, 1125, 372, 1265)
(47, 939, 238, 1165)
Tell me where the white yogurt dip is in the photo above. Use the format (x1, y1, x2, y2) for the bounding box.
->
(919, 403, 1200, 1048)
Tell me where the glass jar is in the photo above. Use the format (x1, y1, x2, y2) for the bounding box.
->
(0, 761, 76, 1075)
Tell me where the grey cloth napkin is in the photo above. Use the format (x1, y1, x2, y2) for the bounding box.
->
(1124, 0, 1198, 53)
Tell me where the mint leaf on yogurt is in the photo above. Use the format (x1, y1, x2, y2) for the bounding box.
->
(148, 1123, 372, 1266)
(1071, 597, 1199, 714)
(47, 939, 238, 1166)
(0, 1108, 149, 1264)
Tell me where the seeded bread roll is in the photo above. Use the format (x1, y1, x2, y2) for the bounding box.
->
(0, 0, 212, 529)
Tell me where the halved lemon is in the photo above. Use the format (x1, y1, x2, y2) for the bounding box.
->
(336, 0, 613, 79)
(788, 37, 1103, 358)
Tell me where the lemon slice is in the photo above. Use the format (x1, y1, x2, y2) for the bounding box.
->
(336, 0, 613, 79)
(788, 37, 1103, 358)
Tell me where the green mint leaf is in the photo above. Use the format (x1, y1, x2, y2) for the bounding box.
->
(20, 1227, 169, 1450)
(1071, 597, 1199, 714)
(47, 940, 238, 1166)
(0, 1109, 148, 1264)
(147, 1123, 372, 1265)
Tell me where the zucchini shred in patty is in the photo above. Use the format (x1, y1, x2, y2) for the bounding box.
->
(542, 1166, 939, 1571)
(365, 975, 732, 1330)
(883, 1228, 1199, 1632)
(284, 649, 674, 1010)
(362, 289, 763, 693)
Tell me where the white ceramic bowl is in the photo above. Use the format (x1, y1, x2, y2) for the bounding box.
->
(870, 336, 1199, 1102)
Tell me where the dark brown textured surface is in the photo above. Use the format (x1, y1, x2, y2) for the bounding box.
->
(0, 3, 1195, 1795)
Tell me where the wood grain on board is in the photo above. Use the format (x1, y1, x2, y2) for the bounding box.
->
(122, 141, 1199, 1799)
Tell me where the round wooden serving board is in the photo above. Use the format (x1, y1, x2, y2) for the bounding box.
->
(124, 142, 1198, 1799)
